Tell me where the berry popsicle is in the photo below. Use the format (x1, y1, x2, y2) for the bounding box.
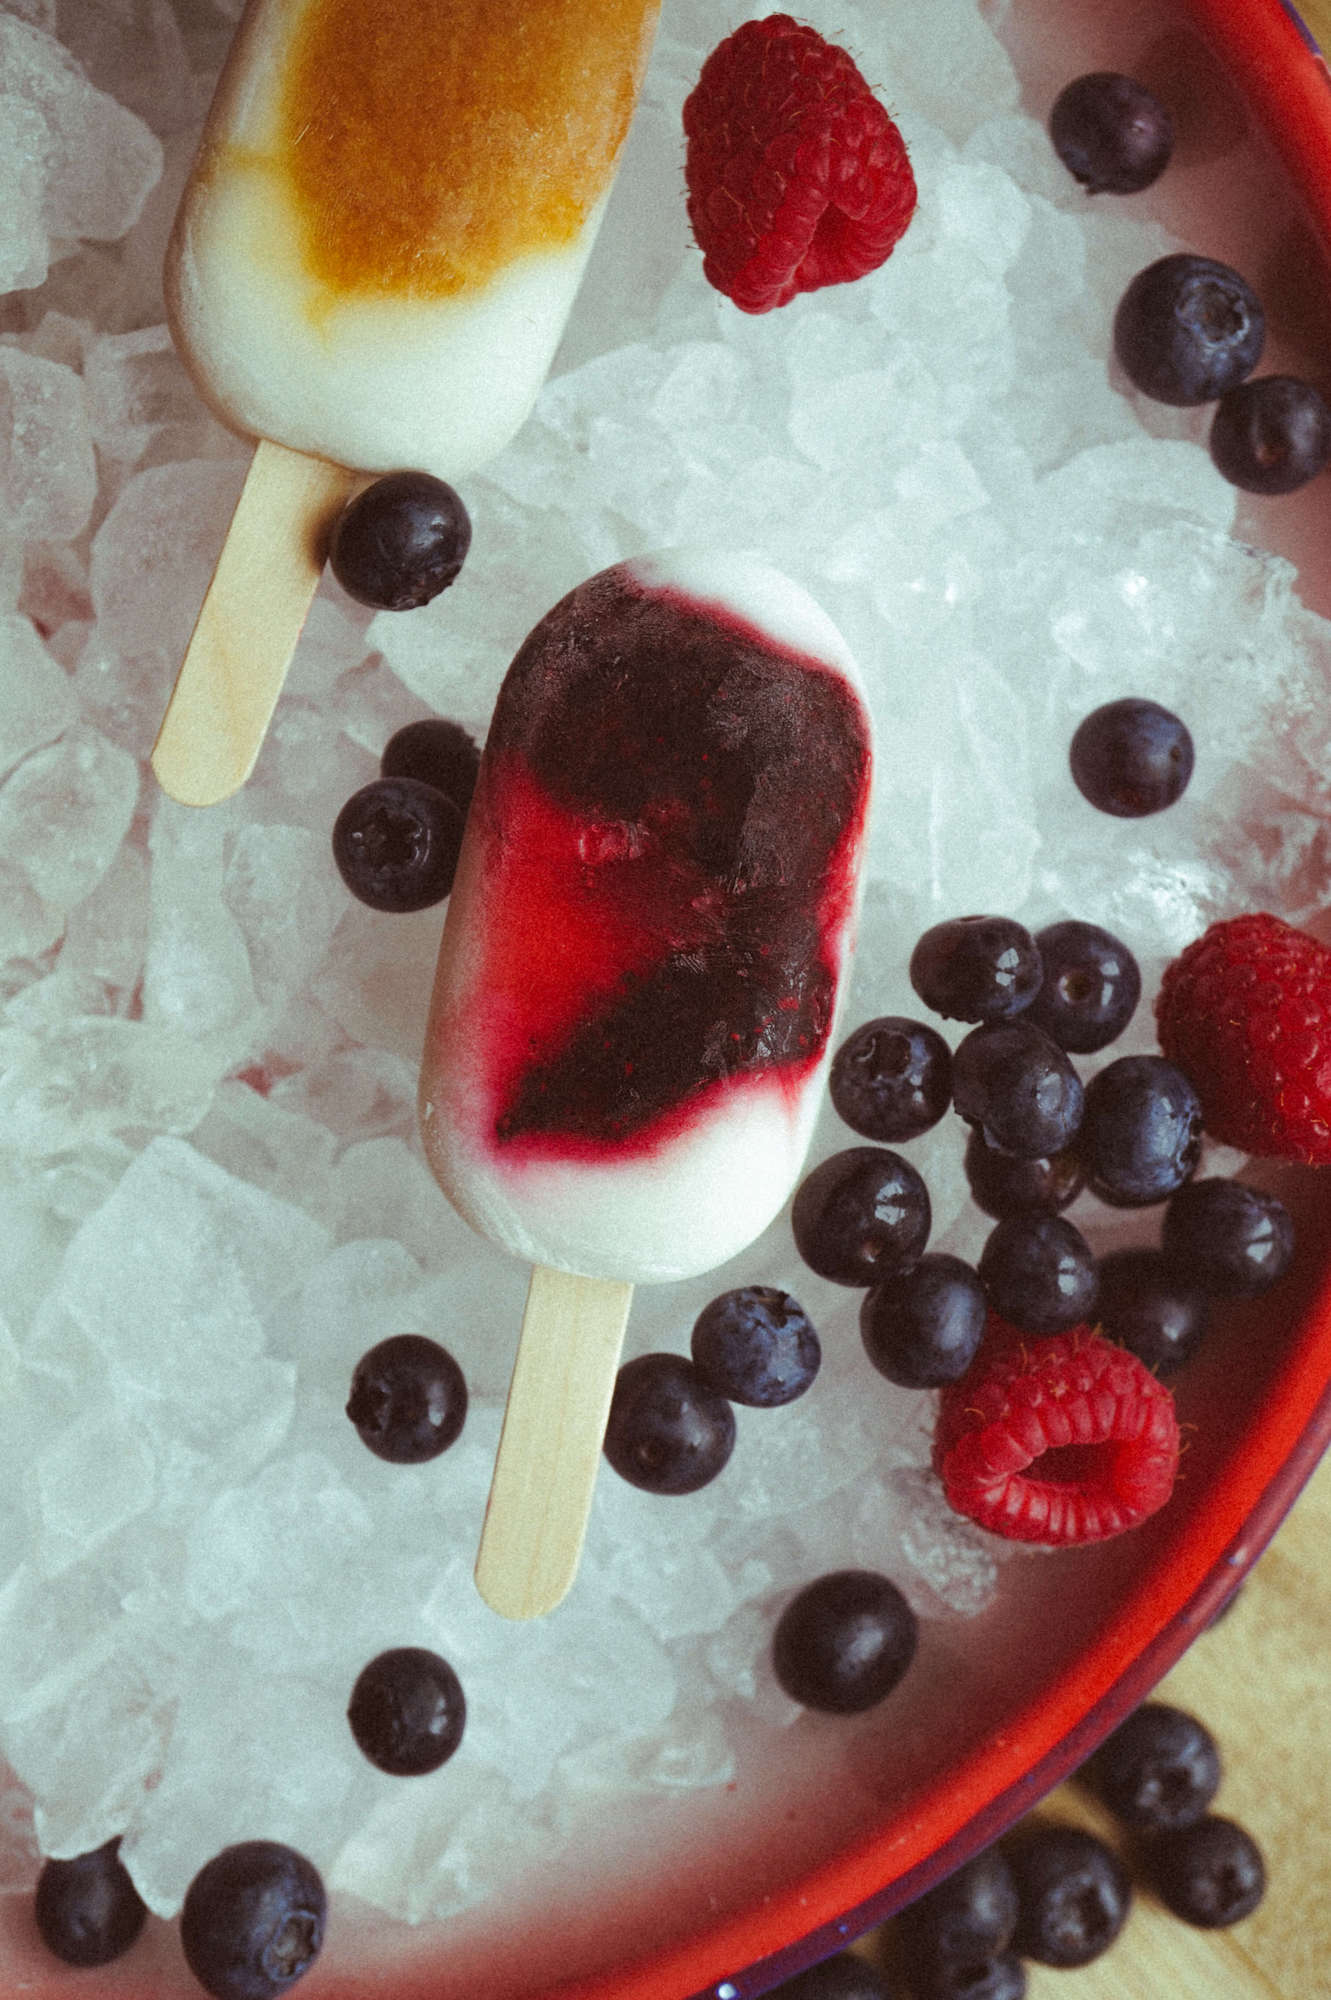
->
(151, 0, 660, 808)
(420, 549, 874, 1618)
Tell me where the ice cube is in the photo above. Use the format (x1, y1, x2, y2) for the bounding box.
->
(33, 1407, 156, 1576)
(0, 1017, 221, 1153)
(83, 322, 203, 462)
(142, 799, 258, 1043)
(55, 0, 194, 138)
(0, 615, 76, 780)
(0, 14, 162, 287)
(55, 1135, 330, 1449)
(0, 347, 95, 543)
(0, 724, 139, 914)
(221, 822, 345, 1008)
(88, 459, 246, 664)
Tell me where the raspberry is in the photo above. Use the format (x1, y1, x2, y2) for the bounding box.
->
(682, 16, 917, 314)
(933, 1318, 1180, 1545)
(1155, 911, 1331, 1164)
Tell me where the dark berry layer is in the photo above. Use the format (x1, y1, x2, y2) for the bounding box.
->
(473, 569, 870, 1156)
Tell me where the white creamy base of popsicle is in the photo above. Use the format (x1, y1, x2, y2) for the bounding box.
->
(420, 549, 872, 1287)
(166, 0, 615, 480)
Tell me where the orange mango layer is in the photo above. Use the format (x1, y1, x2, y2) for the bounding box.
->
(279, 0, 657, 297)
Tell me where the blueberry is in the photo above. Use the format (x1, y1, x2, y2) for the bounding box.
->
(860, 1254, 987, 1388)
(1209, 374, 1331, 494)
(978, 1213, 1098, 1335)
(328, 470, 471, 609)
(1069, 698, 1194, 818)
(346, 1334, 468, 1462)
(1141, 1814, 1266, 1927)
(602, 1353, 735, 1494)
(347, 1646, 466, 1776)
(950, 1022, 1084, 1160)
(895, 1844, 1020, 1972)
(772, 1570, 918, 1714)
(1006, 1822, 1131, 1967)
(767, 1951, 894, 2000)
(379, 717, 481, 815)
(908, 916, 1043, 1024)
(1024, 921, 1141, 1053)
(1049, 72, 1174, 194)
(1094, 1248, 1210, 1376)
(1113, 253, 1265, 405)
(180, 1841, 326, 2000)
(963, 1127, 1085, 1220)
(332, 775, 465, 912)
(1084, 1701, 1221, 1831)
(791, 1148, 932, 1287)
(830, 1015, 953, 1142)
(1161, 1178, 1296, 1296)
(1078, 1054, 1203, 1207)
(690, 1286, 820, 1407)
(895, 1949, 1027, 1999)
(33, 1838, 147, 1967)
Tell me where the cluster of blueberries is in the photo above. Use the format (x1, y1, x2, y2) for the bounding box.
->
(793, 910, 1296, 1396)
(1049, 69, 1331, 495)
(762, 1694, 1265, 1999)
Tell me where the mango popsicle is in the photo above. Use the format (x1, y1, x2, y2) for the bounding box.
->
(419, 549, 874, 1616)
(153, 0, 660, 806)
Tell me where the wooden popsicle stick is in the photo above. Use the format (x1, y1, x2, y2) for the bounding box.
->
(151, 439, 356, 807)
(476, 1264, 635, 1621)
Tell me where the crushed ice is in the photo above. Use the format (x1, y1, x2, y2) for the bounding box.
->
(0, 0, 1326, 1933)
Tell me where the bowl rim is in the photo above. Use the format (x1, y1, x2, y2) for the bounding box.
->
(518, 3, 1331, 1994)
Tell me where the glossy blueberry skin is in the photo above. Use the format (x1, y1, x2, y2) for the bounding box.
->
(1084, 1702, 1221, 1831)
(1142, 1814, 1266, 1927)
(1078, 1054, 1203, 1207)
(899, 1950, 1027, 1999)
(33, 1839, 147, 1967)
(963, 1126, 1085, 1220)
(1113, 253, 1265, 405)
(951, 1022, 1085, 1160)
(1094, 1247, 1210, 1377)
(830, 1015, 953, 1142)
(602, 1353, 735, 1494)
(860, 1254, 987, 1389)
(328, 470, 472, 609)
(332, 775, 465, 912)
(896, 1844, 1020, 1972)
(1025, 921, 1141, 1054)
(1049, 71, 1173, 194)
(1161, 1178, 1296, 1297)
(979, 1213, 1099, 1335)
(1209, 374, 1331, 494)
(380, 717, 480, 815)
(1006, 1823, 1131, 1968)
(180, 1842, 326, 2000)
(346, 1334, 468, 1462)
(347, 1647, 466, 1776)
(1069, 698, 1194, 818)
(772, 1569, 918, 1714)
(767, 1951, 894, 2000)
(690, 1286, 820, 1407)
(791, 1147, 932, 1287)
(909, 915, 1043, 1025)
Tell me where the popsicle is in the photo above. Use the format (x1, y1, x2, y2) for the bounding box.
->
(420, 549, 874, 1617)
(152, 0, 660, 807)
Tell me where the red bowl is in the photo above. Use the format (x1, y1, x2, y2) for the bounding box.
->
(5, 4, 1330, 1999)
